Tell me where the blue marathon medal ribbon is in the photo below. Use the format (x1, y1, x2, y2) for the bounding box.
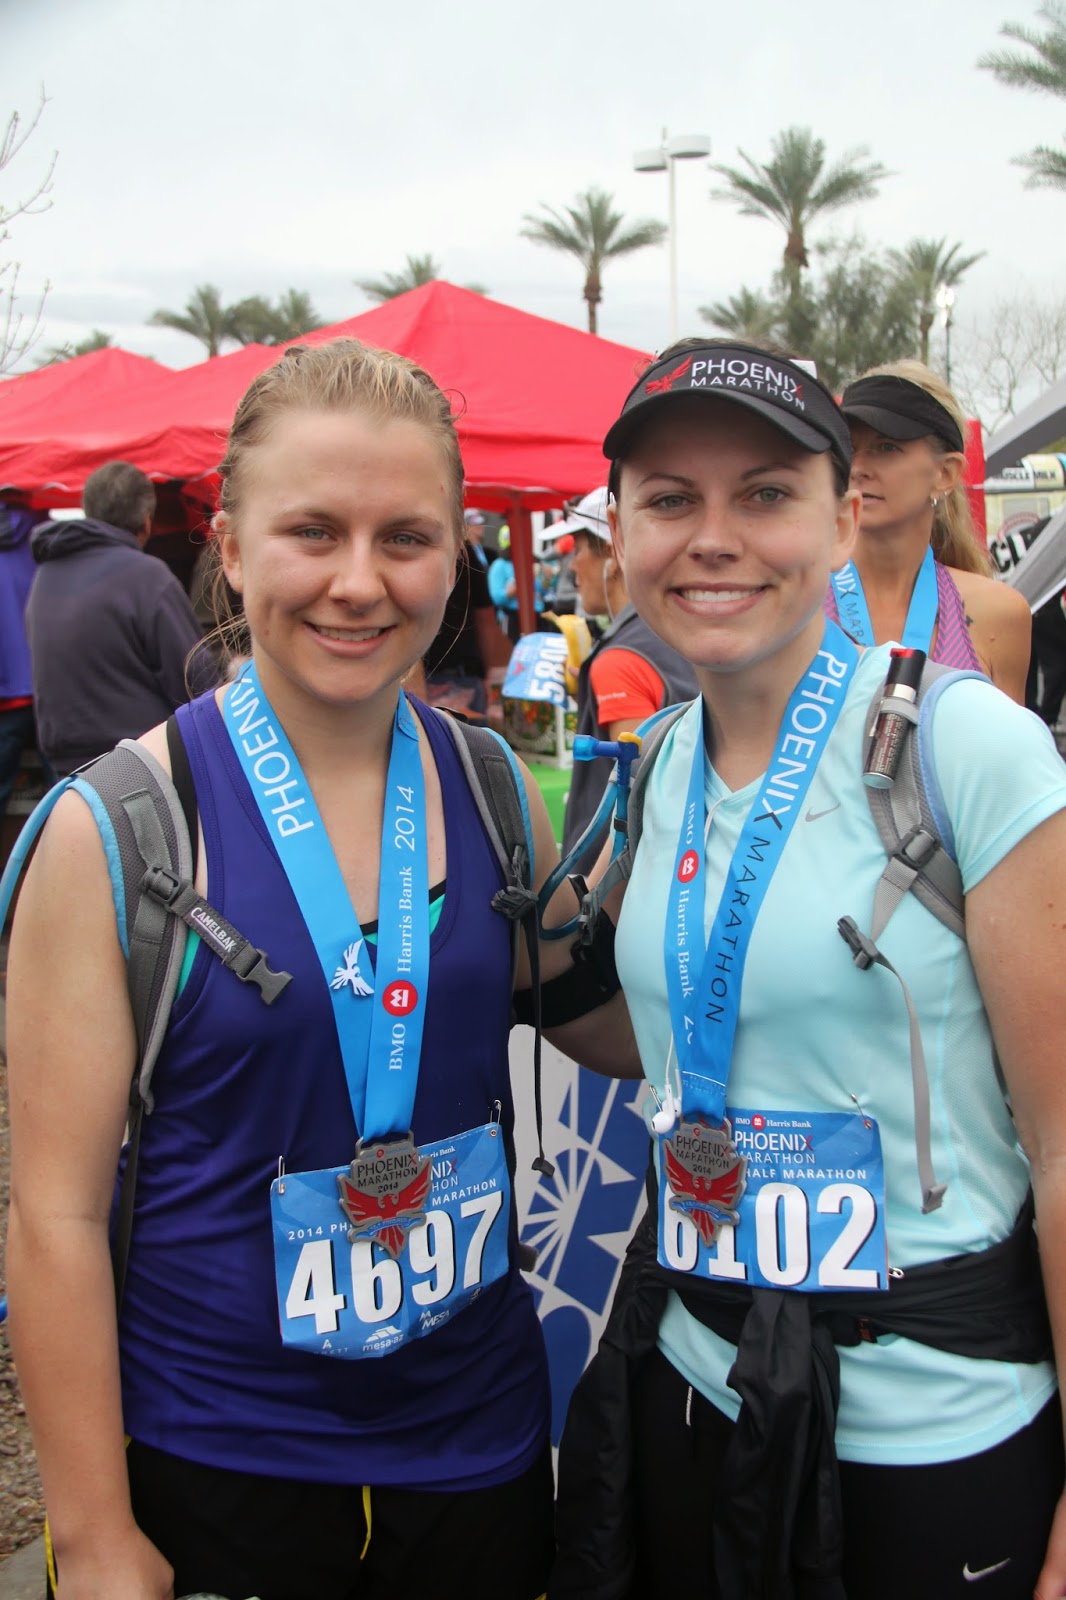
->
(226, 667, 511, 1358)
(830, 544, 938, 652)
(224, 665, 431, 1252)
(661, 622, 858, 1248)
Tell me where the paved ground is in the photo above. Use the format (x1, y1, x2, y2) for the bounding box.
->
(0, 1538, 43, 1600)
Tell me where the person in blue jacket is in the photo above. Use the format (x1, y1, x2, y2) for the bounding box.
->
(488, 524, 545, 641)
(7, 339, 638, 1600)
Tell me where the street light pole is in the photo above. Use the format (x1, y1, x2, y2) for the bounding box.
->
(668, 151, 679, 342)
(634, 131, 711, 343)
(935, 284, 956, 388)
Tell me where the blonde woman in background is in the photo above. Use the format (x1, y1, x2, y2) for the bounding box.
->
(826, 360, 1031, 701)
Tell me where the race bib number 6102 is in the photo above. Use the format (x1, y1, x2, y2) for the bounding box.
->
(657, 1107, 888, 1293)
(270, 1123, 510, 1358)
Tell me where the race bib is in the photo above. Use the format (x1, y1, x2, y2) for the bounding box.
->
(657, 1107, 888, 1292)
(271, 1123, 510, 1358)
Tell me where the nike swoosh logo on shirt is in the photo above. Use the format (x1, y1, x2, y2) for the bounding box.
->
(963, 1558, 1011, 1581)
(804, 802, 841, 823)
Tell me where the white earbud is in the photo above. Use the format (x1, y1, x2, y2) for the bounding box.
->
(651, 1083, 679, 1135)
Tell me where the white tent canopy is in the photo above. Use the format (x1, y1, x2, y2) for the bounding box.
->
(985, 376, 1066, 476)
(1001, 504, 1066, 612)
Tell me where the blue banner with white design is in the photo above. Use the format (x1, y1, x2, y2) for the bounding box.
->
(503, 632, 570, 706)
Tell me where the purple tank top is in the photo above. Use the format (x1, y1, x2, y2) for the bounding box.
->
(116, 692, 548, 1488)
(824, 558, 982, 670)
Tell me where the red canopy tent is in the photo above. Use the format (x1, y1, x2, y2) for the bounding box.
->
(0, 346, 170, 422)
(0, 342, 273, 509)
(0, 286, 646, 503)
(0, 284, 650, 628)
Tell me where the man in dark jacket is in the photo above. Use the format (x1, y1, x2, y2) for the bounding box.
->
(26, 461, 206, 776)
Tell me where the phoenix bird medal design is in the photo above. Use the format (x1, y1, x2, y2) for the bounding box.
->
(338, 1133, 432, 1259)
(664, 1117, 747, 1247)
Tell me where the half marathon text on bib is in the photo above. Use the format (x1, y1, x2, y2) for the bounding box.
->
(658, 1107, 888, 1292)
(272, 1123, 509, 1358)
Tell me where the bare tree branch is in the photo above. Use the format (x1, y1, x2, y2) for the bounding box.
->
(952, 291, 1066, 434)
(0, 87, 57, 374)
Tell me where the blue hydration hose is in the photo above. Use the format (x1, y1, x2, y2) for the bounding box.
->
(537, 731, 642, 939)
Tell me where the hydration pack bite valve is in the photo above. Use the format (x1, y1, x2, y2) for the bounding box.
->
(572, 730, 643, 769)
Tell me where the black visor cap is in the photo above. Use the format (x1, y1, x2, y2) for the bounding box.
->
(840, 375, 965, 453)
(604, 344, 853, 480)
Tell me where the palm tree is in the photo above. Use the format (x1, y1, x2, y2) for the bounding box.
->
(356, 253, 486, 302)
(228, 294, 279, 346)
(711, 128, 888, 312)
(887, 238, 985, 364)
(979, 4, 1066, 189)
(520, 188, 667, 334)
(36, 328, 114, 366)
(698, 287, 782, 342)
(357, 252, 440, 302)
(271, 288, 326, 340)
(228, 289, 326, 345)
(148, 284, 241, 358)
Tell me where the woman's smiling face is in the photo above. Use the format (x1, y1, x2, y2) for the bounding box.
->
(610, 396, 858, 679)
(218, 406, 459, 715)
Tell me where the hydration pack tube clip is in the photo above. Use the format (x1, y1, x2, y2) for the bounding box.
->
(837, 915, 878, 971)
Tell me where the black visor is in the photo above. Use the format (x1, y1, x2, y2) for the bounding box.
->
(840, 375, 965, 453)
(603, 343, 853, 479)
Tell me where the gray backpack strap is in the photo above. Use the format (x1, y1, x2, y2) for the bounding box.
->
(862, 663, 970, 942)
(432, 714, 534, 907)
(433, 711, 554, 1189)
(838, 916, 947, 1214)
(840, 662, 986, 1216)
(77, 740, 195, 1108)
(580, 704, 689, 933)
(77, 738, 293, 1308)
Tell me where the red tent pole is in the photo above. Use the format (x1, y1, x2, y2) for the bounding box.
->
(510, 501, 537, 637)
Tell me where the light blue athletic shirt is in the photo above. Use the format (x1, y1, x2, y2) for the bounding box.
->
(617, 643, 1066, 1465)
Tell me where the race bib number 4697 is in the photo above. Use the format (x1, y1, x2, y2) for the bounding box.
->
(270, 1123, 509, 1359)
(657, 1107, 888, 1293)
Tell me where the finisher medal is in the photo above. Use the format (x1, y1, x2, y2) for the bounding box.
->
(337, 1132, 433, 1259)
(664, 1117, 747, 1247)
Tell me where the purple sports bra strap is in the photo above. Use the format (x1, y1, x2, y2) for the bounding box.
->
(932, 560, 983, 670)
(824, 561, 983, 672)
(823, 579, 842, 627)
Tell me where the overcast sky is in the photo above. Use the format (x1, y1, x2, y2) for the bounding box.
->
(3, 0, 1063, 377)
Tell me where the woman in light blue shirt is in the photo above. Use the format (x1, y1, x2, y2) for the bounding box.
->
(551, 339, 1066, 1600)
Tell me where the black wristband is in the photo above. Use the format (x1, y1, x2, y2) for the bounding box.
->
(513, 910, 621, 1028)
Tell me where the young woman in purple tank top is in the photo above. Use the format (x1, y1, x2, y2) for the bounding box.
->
(826, 360, 1031, 701)
(6, 340, 639, 1600)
